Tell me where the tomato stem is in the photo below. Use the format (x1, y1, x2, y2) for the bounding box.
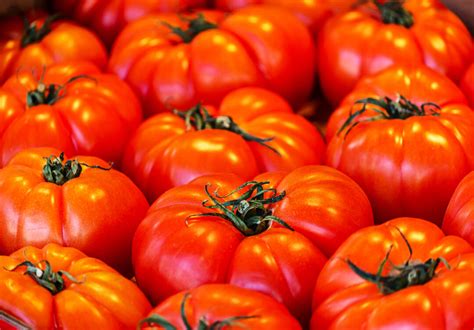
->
(373, 0, 414, 28)
(20, 14, 60, 48)
(0, 311, 31, 330)
(162, 13, 217, 43)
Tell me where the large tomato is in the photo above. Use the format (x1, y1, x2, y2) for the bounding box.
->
(311, 218, 474, 329)
(443, 171, 474, 246)
(53, 0, 207, 46)
(0, 11, 107, 84)
(0, 61, 142, 166)
(326, 66, 474, 224)
(318, 0, 472, 105)
(108, 7, 315, 116)
(139, 284, 301, 330)
(460, 62, 474, 108)
(0, 148, 149, 274)
(133, 166, 373, 323)
(122, 87, 325, 201)
(0, 243, 151, 329)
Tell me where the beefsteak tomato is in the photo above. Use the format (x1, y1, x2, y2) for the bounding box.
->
(443, 171, 474, 246)
(133, 166, 373, 323)
(0, 148, 149, 274)
(139, 284, 301, 330)
(108, 7, 315, 116)
(0, 61, 142, 166)
(0, 243, 151, 329)
(0, 11, 107, 84)
(318, 0, 472, 105)
(326, 66, 474, 224)
(122, 87, 325, 202)
(311, 217, 474, 329)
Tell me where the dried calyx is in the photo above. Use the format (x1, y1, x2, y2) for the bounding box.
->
(163, 13, 217, 43)
(369, 0, 414, 28)
(21, 14, 60, 48)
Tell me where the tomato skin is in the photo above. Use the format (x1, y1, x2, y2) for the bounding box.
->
(133, 167, 373, 323)
(0, 61, 142, 166)
(0, 148, 149, 275)
(311, 218, 474, 330)
(318, 0, 473, 105)
(109, 7, 315, 116)
(0, 243, 151, 329)
(142, 284, 301, 330)
(443, 171, 474, 246)
(460, 63, 474, 108)
(0, 11, 107, 84)
(122, 87, 325, 202)
(326, 66, 474, 224)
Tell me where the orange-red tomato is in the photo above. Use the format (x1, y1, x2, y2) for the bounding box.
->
(460, 63, 474, 108)
(0, 148, 149, 274)
(326, 66, 474, 224)
(108, 7, 315, 116)
(0, 61, 142, 166)
(311, 218, 474, 329)
(122, 87, 325, 202)
(53, 0, 207, 46)
(0, 243, 151, 329)
(443, 171, 474, 246)
(139, 284, 301, 330)
(318, 0, 472, 105)
(0, 11, 107, 84)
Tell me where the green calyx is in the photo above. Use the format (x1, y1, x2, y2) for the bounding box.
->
(346, 227, 450, 295)
(373, 0, 414, 28)
(42, 152, 112, 185)
(20, 14, 60, 48)
(137, 293, 258, 330)
(174, 104, 279, 154)
(163, 13, 217, 43)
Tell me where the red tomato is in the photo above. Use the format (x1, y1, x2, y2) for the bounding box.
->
(0, 61, 142, 166)
(108, 7, 315, 116)
(139, 284, 301, 330)
(0, 11, 107, 84)
(318, 0, 472, 105)
(326, 66, 474, 224)
(0, 243, 151, 329)
(311, 218, 474, 329)
(443, 171, 474, 246)
(133, 167, 373, 323)
(460, 63, 474, 108)
(0, 148, 149, 275)
(53, 0, 207, 46)
(122, 87, 325, 202)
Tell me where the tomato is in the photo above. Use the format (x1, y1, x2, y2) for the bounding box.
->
(122, 87, 325, 202)
(0, 11, 107, 84)
(326, 66, 474, 224)
(53, 0, 207, 46)
(318, 0, 472, 105)
(0, 148, 149, 274)
(0, 61, 142, 166)
(460, 63, 474, 108)
(0, 243, 151, 329)
(139, 284, 301, 330)
(443, 171, 474, 246)
(311, 217, 474, 329)
(133, 166, 373, 323)
(108, 7, 315, 116)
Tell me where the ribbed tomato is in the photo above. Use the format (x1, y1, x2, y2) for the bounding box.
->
(122, 87, 325, 202)
(311, 218, 474, 329)
(0, 61, 142, 166)
(0, 243, 151, 329)
(0, 148, 149, 274)
(108, 7, 315, 116)
(0, 11, 107, 84)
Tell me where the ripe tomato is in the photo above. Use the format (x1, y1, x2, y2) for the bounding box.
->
(326, 66, 474, 224)
(460, 63, 474, 108)
(108, 7, 315, 116)
(0, 61, 142, 166)
(133, 167, 373, 323)
(0, 11, 107, 84)
(0, 243, 151, 329)
(0, 148, 149, 275)
(139, 284, 301, 330)
(318, 0, 472, 105)
(311, 218, 474, 329)
(443, 171, 474, 246)
(53, 0, 207, 46)
(122, 87, 325, 202)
